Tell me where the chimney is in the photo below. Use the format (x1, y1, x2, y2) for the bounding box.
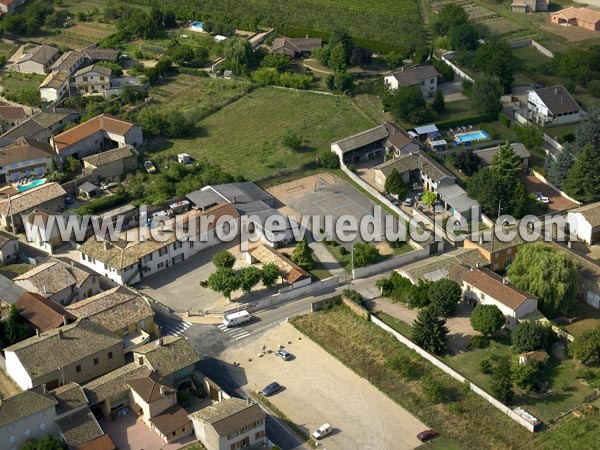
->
(232, 196, 236, 204)
(36, 328, 40, 337)
(159, 385, 167, 396)
(63, 315, 68, 326)
(476, 262, 480, 268)
(502, 277, 508, 285)
(58, 329, 63, 339)
(247, 398, 252, 405)
(137, 356, 144, 366)
(43, 285, 47, 295)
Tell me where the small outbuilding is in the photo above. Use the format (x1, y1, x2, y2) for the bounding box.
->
(78, 181, 101, 199)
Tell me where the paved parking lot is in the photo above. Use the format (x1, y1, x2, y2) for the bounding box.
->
(220, 322, 427, 450)
(137, 242, 248, 313)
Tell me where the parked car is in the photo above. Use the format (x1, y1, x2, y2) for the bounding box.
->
(403, 197, 414, 206)
(144, 160, 157, 173)
(65, 196, 74, 205)
(275, 349, 292, 361)
(312, 423, 332, 440)
(414, 192, 423, 201)
(261, 382, 281, 397)
(538, 196, 550, 204)
(417, 429, 440, 442)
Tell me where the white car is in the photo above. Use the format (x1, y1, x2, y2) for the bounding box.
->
(312, 423, 332, 440)
(538, 196, 550, 204)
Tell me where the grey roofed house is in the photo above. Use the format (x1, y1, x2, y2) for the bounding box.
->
(49, 50, 88, 73)
(78, 181, 100, 196)
(82, 145, 137, 168)
(532, 85, 581, 116)
(14, 258, 95, 298)
(40, 70, 70, 90)
(189, 397, 264, 435)
(397, 247, 489, 283)
(436, 183, 479, 214)
(3, 319, 122, 381)
(56, 408, 104, 448)
(271, 37, 322, 56)
(473, 143, 531, 167)
(331, 124, 389, 154)
(388, 65, 440, 87)
(0, 273, 26, 306)
(0, 389, 57, 428)
(72, 64, 112, 79)
(18, 44, 59, 66)
(374, 150, 452, 184)
(134, 335, 201, 379)
(384, 122, 418, 153)
(569, 202, 600, 227)
(1, 107, 80, 142)
(51, 382, 89, 416)
(83, 362, 151, 405)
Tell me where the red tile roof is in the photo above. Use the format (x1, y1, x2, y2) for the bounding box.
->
(51, 115, 137, 151)
(15, 292, 76, 331)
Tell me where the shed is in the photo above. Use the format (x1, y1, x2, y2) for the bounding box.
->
(177, 153, 192, 165)
(79, 182, 101, 199)
(413, 124, 439, 138)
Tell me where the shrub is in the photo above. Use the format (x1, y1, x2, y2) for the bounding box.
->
(470, 335, 490, 349)
(479, 357, 494, 374)
(319, 151, 340, 169)
(422, 375, 447, 403)
(386, 352, 420, 379)
(499, 112, 511, 128)
(343, 289, 364, 306)
(73, 191, 129, 215)
(588, 80, 600, 98)
(339, 246, 348, 255)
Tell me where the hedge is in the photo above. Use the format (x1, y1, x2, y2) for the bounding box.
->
(499, 112, 511, 128)
(73, 192, 130, 216)
(434, 113, 499, 131)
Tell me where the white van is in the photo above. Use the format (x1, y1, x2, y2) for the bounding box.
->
(223, 310, 251, 328)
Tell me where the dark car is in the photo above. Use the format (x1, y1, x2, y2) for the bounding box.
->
(261, 382, 281, 397)
(417, 429, 440, 442)
(65, 196, 74, 205)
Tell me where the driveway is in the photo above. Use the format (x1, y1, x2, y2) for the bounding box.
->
(370, 297, 476, 353)
(438, 80, 467, 102)
(220, 322, 427, 450)
(99, 411, 195, 450)
(137, 242, 249, 313)
(522, 174, 579, 212)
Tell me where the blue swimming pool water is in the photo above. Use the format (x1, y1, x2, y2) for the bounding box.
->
(191, 21, 204, 30)
(454, 130, 490, 143)
(18, 178, 47, 192)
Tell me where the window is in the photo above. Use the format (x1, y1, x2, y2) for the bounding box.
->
(157, 262, 164, 269)
(93, 357, 99, 365)
(159, 247, 168, 257)
(108, 352, 113, 359)
(173, 241, 182, 250)
(181, 427, 186, 432)
(506, 247, 513, 255)
(255, 432, 260, 440)
(430, 78, 434, 84)
(421, 80, 425, 86)
(504, 258, 513, 268)
(76, 365, 82, 372)
(254, 420, 262, 427)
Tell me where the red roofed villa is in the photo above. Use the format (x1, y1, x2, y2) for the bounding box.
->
(551, 7, 600, 30)
(50, 114, 143, 159)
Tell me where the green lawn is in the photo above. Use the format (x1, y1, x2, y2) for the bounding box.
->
(564, 302, 600, 337)
(530, 414, 600, 449)
(0, 72, 45, 98)
(146, 87, 373, 180)
(0, 263, 35, 279)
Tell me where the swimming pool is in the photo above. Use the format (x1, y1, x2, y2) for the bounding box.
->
(190, 21, 204, 32)
(454, 130, 490, 145)
(18, 178, 47, 192)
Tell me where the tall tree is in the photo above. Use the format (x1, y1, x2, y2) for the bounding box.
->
(570, 327, 600, 365)
(240, 266, 262, 294)
(328, 43, 348, 72)
(432, 89, 446, 113)
(575, 107, 600, 151)
(470, 304, 505, 336)
(428, 279, 462, 317)
(490, 142, 522, 181)
(491, 356, 514, 404)
(329, 28, 353, 62)
(291, 237, 314, 270)
(512, 321, 556, 353)
(472, 75, 502, 114)
(434, 3, 468, 35)
(563, 145, 600, 203)
(449, 23, 480, 51)
(261, 263, 280, 289)
(208, 267, 240, 301)
(454, 150, 480, 176)
(412, 307, 449, 355)
(212, 250, 236, 268)
(508, 243, 578, 316)
(474, 40, 514, 93)
(384, 168, 407, 198)
(545, 146, 575, 188)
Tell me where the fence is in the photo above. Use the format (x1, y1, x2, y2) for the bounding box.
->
(352, 244, 433, 279)
(370, 315, 540, 432)
(543, 133, 564, 153)
(531, 170, 581, 206)
(440, 52, 474, 83)
(509, 39, 554, 58)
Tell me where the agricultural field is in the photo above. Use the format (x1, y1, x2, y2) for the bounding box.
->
(128, 0, 426, 53)
(481, 16, 526, 36)
(28, 21, 116, 49)
(146, 85, 374, 180)
(148, 73, 252, 119)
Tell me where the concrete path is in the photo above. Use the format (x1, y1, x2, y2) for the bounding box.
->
(309, 240, 346, 276)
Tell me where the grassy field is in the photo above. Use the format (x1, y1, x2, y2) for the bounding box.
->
(28, 21, 117, 48)
(128, 0, 425, 53)
(0, 72, 44, 99)
(292, 305, 536, 450)
(530, 414, 600, 449)
(146, 86, 374, 180)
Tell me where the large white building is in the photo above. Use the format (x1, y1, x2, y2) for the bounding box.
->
(527, 85, 583, 127)
(78, 203, 239, 285)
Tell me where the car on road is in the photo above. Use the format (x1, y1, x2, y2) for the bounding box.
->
(223, 310, 251, 328)
(312, 423, 332, 440)
(261, 382, 281, 397)
(417, 429, 439, 442)
(403, 197, 414, 206)
(275, 349, 292, 361)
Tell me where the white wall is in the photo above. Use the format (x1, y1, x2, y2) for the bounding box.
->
(567, 212, 592, 244)
(5, 351, 33, 390)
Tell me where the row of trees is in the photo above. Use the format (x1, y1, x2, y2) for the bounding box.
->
(207, 251, 281, 300)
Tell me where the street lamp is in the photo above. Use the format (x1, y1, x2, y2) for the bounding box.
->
(351, 243, 355, 279)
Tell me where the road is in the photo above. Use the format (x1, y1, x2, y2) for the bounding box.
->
(152, 273, 387, 450)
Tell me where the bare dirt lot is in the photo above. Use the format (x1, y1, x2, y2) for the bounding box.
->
(220, 322, 427, 450)
(522, 174, 579, 212)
